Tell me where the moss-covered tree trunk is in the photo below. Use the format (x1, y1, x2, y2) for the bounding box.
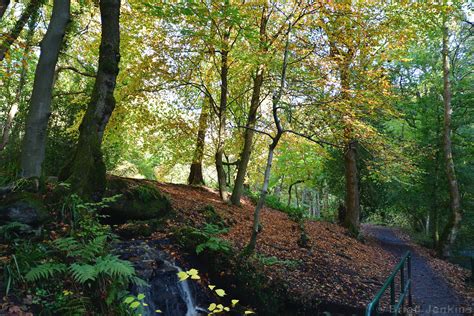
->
(59, 0, 120, 199)
(188, 95, 209, 185)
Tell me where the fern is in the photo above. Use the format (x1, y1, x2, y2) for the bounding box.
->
(25, 263, 67, 282)
(95, 255, 135, 279)
(69, 263, 98, 284)
(75, 235, 108, 260)
(53, 237, 81, 254)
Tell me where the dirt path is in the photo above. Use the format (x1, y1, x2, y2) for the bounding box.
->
(363, 225, 466, 315)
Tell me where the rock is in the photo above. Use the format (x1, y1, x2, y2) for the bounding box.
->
(102, 178, 172, 224)
(0, 192, 49, 225)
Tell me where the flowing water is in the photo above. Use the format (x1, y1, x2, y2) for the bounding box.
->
(115, 240, 208, 316)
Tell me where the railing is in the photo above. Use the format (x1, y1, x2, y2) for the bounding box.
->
(366, 251, 413, 316)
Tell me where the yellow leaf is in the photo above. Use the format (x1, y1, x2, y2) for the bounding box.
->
(245, 311, 255, 314)
(187, 268, 199, 276)
(208, 303, 217, 311)
(224, 307, 230, 311)
(231, 299, 239, 306)
(208, 285, 215, 290)
(155, 310, 162, 313)
(177, 271, 189, 281)
(190, 274, 200, 280)
(215, 289, 226, 297)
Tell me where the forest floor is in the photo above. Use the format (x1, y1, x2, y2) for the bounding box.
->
(137, 179, 473, 312)
(363, 225, 473, 315)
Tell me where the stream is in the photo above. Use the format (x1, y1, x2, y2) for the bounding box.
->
(114, 240, 209, 316)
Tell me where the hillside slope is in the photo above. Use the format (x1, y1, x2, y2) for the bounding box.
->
(144, 180, 398, 310)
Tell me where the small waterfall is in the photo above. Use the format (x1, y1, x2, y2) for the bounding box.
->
(174, 265, 198, 316)
(115, 240, 208, 316)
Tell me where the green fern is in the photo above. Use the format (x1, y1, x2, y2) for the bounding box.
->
(69, 263, 98, 284)
(25, 263, 67, 282)
(95, 255, 135, 279)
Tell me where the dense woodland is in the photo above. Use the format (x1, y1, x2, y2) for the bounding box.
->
(0, 0, 473, 315)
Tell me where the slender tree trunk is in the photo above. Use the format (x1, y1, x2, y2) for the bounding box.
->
(0, 0, 10, 20)
(288, 179, 304, 207)
(343, 140, 360, 235)
(231, 6, 269, 206)
(247, 23, 291, 253)
(215, 36, 229, 201)
(231, 66, 265, 205)
(20, 0, 70, 179)
(438, 21, 462, 258)
(0, 0, 42, 61)
(0, 11, 36, 151)
(188, 95, 209, 185)
(59, 0, 120, 199)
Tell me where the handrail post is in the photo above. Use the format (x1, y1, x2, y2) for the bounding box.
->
(407, 253, 412, 307)
(390, 279, 395, 311)
(400, 265, 405, 315)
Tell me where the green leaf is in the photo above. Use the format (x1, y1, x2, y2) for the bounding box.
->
(137, 293, 145, 300)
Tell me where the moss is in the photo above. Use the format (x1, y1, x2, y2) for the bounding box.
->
(102, 178, 172, 224)
(0, 192, 50, 225)
(199, 204, 226, 227)
(114, 219, 164, 239)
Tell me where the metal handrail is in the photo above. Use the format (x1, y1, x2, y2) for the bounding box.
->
(366, 251, 413, 316)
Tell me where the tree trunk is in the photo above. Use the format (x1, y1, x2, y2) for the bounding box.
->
(20, 0, 69, 179)
(288, 179, 304, 207)
(215, 35, 229, 201)
(0, 10, 36, 151)
(438, 21, 462, 258)
(247, 23, 291, 253)
(231, 6, 268, 206)
(0, 0, 42, 61)
(188, 95, 209, 185)
(0, 0, 10, 20)
(59, 0, 120, 199)
(343, 140, 360, 235)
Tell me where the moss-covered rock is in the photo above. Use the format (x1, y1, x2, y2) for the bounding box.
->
(102, 178, 172, 224)
(0, 192, 49, 225)
(114, 219, 165, 239)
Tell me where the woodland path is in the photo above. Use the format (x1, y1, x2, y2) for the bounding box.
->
(363, 225, 465, 316)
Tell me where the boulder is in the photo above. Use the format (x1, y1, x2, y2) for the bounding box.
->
(0, 192, 49, 225)
(102, 178, 172, 224)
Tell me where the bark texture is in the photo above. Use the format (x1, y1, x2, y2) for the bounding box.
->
(20, 0, 69, 178)
(231, 6, 268, 205)
(59, 0, 120, 199)
(188, 95, 209, 185)
(438, 22, 462, 258)
(0, 0, 42, 61)
(0, 0, 10, 20)
(343, 140, 360, 235)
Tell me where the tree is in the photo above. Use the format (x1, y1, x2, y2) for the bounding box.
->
(188, 94, 210, 185)
(247, 23, 291, 253)
(20, 0, 70, 179)
(230, 4, 269, 205)
(59, 0, 121, 199)
(0, 0, 10, 20)
(0, 0, 43, 61)
(0, 8, 38, 151)
(438, 15, 462, 257)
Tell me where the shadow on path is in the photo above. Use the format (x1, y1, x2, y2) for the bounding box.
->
(363, 225, 465, 316)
